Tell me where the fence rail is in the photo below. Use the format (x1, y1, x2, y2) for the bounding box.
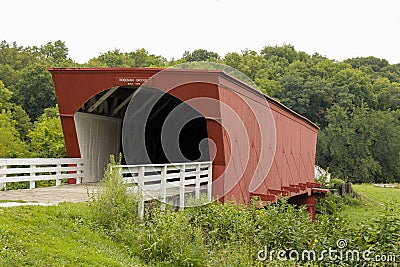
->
(115, 161, 213, 216)
(0, 158, 85, 190)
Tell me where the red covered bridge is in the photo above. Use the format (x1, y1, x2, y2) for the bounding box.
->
(49, 68, 326, 219)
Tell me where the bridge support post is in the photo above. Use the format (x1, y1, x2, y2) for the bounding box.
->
(288, 194, 318, 221)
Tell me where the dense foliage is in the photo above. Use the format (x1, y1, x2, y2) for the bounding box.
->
(87, 166, 400, 266)
(1, 184, 398, 266)
(0, 40, 399, 182)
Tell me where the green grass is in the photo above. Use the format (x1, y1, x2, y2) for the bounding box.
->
(0, 184, 398, 266)
(340, 184, 400, 225)
(0, 203, 145, 266)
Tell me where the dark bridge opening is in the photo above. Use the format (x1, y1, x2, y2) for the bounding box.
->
(123, 87, 210, 165)
(145, 92, 209, 164)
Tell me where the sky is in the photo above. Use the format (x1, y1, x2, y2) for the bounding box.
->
(2, 0, 400, 64)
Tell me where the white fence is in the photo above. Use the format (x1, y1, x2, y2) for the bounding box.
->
(0, 158, 85, 190)
(115, 161, 213, 216)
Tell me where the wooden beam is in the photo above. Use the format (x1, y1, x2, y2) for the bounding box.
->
(87, 87, 118, 113)
(282, 186, 300, 193)
(86, 97, 96, 111)
(111, 91, 135, 116)
(268, 188, 289, 196)
(290, 184, 307, 190)
(249, 192, 277, 202)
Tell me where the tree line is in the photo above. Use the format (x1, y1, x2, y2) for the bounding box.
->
(0, 41, 399, 183)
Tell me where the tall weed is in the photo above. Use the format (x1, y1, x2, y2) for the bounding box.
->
(90, 155, 141, 233)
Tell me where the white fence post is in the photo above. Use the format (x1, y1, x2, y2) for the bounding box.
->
(76, 162, 83, 184)
(0, 163, 6, 190)
(195, 164, 200, 200)
(160, 165, 167, 211)
(56, 163, 62, 186)
(207, 162, 212, 201)
(118, 165, 122, 178)
(30, 164, 36, 189)
(138, 166, 145, 218)
(179, 164, 185, 209)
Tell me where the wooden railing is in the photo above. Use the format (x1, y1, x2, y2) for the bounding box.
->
(0, 158, 85, 190)
(115, 161, 213, 216)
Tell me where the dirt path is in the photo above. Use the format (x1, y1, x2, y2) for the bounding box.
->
(0, 184, 98, 207)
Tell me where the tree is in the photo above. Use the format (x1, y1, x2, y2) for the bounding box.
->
(27, 106, 66, 158)
(369, 110, 400, 182)
(317, 104, 400, 183)
(0, 64, 20, 91)
(87, 48, 166, 67)
(380, 64, 400, 83)
(279, 60, 311, 114)
(182, 49, 220, 62)
(224, 50, 267, 81)
(344, 56, 389, 72)
(13, 64, 56, 121)
(87, 49, 134, 67)
(223, 52, 242, 70)
(260, 44, 299, 64)
(0, 80, 12, 107)
(40, 40, 69, 62)
(317, 105, 380, 182)
(127, 48, 167, 67)
(373, 77, 400, 110)
(0, 110, 28, 158)
(0, 80, 31, 139)
(328, 68, 375, 109)
(0, 41, 38, 70)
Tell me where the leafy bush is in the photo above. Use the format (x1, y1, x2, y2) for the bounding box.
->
(316, 191, 361, 215)
(356, 200, 400, 252)
(90, 155, 141, 232)
(327, 178, 345, 189)
(89, 167, 399, 266)
(129, 208, 208, 267)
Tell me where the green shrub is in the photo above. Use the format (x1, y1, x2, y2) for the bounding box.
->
(356, 200, 400, 252)
(328, 178, 345, 189)
(316, 191, 361, 215)
(90, 172, 399, 266)
(90, 155, 141, 233)
(129, 208, 208, 267)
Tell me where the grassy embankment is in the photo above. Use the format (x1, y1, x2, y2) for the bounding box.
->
(0, 203, 145, 266)
(0, 183, 398, 266)
(341, 184, 400, 225)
